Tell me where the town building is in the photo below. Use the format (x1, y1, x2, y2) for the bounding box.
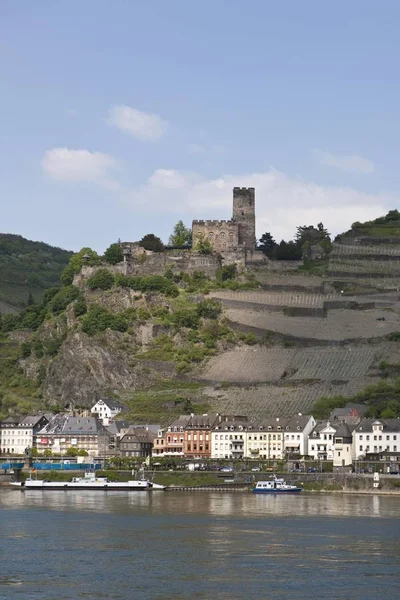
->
(211, 418, 249, 460)
(329, 403, 368, 426)
(91, 398, 124, 425)
(332, 422, 356, 467)
(0, 414, 49, 455)
(353, 419, 400, 460)
(184, 414, 220, 460)
(119, 427, 154, 458)
(153, 415, 191, 457)
(37, 415, 112, 457)
(246, 419, 285, 460)
(308, 421, 337, 461)
(283, 415, 316, 457)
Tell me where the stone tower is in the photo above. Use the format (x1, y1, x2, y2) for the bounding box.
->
(232, 187, 256, 249)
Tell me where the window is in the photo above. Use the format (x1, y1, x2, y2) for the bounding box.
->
(359, 435, 363, 440)
(359, 445, 363, 451)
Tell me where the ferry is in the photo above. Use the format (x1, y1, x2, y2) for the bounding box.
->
(10, 472, 165, 491)
(252, 476, 302, 494)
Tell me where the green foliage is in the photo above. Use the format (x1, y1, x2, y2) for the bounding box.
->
(172, 307, 200, 329)
(50, 285, 81, 315)
(61, 247, 101, 285)
(114, 274, 179, 297)
(103, 243, 124, 265)
(20, 342, 32, 358)
(139, 234, 164, 252)
(275, 240, 302, 260)
(0, 233, 72, 310)
(168, 220, 192, 247)
(87, 269, 115, 290)
(73, 297, 87, 317)
(258, 232, 277, 257)
(216, 264, 237, 281)
(313, 378, 400, 419)
(194, 233, 213, 254)
(196, 299, 222, 320)
(81, 304, 128, 335)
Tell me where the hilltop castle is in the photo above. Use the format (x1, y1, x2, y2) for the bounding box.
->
(192, 187, 256, 253)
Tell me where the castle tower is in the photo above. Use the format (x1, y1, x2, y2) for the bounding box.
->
(232, 187, 256, 249)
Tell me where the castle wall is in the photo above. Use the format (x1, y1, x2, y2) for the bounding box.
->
(192, 219, 239, 253)
(232, 187, 256, 249)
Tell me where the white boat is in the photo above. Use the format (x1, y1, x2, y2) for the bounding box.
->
(10, 472, 165, 491)
(252, 475, 302, 494)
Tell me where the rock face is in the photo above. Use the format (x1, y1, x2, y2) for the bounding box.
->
(42, 330, 153, 408)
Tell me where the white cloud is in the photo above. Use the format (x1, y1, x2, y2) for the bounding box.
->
(41, 147, 119, 189)
(316, 149, 375, 174)
(123, 167, 394, 240)
(107, 105, 168, 142)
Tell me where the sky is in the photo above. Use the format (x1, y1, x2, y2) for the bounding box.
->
(1, 1, 400, 252)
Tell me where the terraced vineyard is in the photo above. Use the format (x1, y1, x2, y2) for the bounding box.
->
(225, 307, 400, 340)
(206, 379, 373, 419)
(210, 290, 339, 308)
(200, 347, 376, 384)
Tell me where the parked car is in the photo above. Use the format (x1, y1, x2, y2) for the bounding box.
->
(307, 467, 317, 473)
(251, 467, 261, 472)
(220, 467, 234, 473)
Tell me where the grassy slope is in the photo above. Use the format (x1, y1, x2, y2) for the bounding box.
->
(0, 233, 72, 310)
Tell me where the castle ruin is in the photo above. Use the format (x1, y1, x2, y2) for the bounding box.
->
(192, 187, 256, 253)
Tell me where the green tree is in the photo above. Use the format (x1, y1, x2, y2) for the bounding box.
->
(258, 232, 277, 257)
(103, 243, 123, 265)
(87, 269, 115, 290)
(195, 233, 213, 255)
(139, 234, 164, 252)
(50, 285, 81, 314)
(61, 248, 101, 285)
(168, 220, 192, 246)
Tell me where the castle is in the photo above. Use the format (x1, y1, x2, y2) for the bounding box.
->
(192, 187, 256, 253)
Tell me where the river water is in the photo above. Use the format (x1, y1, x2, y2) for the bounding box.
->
(0, 490, 399, 600)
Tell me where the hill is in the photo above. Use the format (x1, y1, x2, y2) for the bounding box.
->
(0, 234, 73, 312)
(2, 213, 400, 425)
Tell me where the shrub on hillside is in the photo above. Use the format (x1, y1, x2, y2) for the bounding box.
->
(103, 243, 123, 265)
(114, 274, 179, 297)
(50, 286, 81, 315)
(81, 305, 128, 335)
(87, 269, 115, 290)
(196, 299, 222, 319)
(73, 297, 87, 317)
(216, 264, 237, 281)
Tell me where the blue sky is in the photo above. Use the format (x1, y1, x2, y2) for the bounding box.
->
(1, 0, 400, 252)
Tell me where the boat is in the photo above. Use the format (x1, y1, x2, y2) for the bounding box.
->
(10, 471, 166, 491)
(252, 475, 302, 494)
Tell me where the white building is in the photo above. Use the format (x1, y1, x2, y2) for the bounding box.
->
(308, 422, 337, 461)
(353, 419, 400, 459)
(0, 415, 49, 455)
(245, 419, 285, 460)
(211, 419, 248, 460)
(333, 422, 355, 467)
(91, 398, 124, 425)
(283, 415, 316, 457)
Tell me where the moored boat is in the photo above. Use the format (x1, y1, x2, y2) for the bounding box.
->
(10, 471, 165, 491)
(252, 475, 302, 494)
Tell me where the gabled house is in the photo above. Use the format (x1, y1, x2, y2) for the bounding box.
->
(246, 419, 285, 460)
(119, 427, 154, 458)
(91, 398, 124, 425)
(0, 414, 49, 455)
(283, 415, 316, 457)
(330, 403, 368, 425)
(308, 421, 337, 461)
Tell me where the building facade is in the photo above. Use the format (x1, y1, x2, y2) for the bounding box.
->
(37, 415, 111, 457)
(91, 398, 124, 425)
(184, 414, 220, 460)
(192, 187, 256, 253)
(0, 415, 49, 455)
(354, 419, 400, 460)
(308, 422, 337, 461)
(119, 427, 154, 458)
(283, 415, 316, 457)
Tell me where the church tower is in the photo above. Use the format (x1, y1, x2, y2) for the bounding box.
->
(232, 187, 256, 249)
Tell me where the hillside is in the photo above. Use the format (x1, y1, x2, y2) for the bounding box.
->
(0, 234, 72, 312)
(2, 214, 400, 424)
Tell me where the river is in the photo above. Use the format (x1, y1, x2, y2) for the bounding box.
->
(0, 490, 399, 599)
